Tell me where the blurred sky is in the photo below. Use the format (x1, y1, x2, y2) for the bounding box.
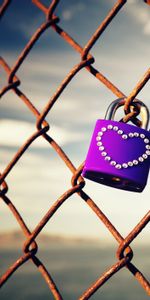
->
(0, 0, 150, 243)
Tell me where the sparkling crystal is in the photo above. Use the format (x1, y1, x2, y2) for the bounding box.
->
(138, 157, 144, 162)
(97, 142, 102, 146)
(107, 124, 113, 129)
(101, 127, 106, 132)
(146, 145, 150, 149)
(113, 126, 118, 131)
(140, 134, 145, 139)
(105, 156, 111, 161)
(118, 130, 123, 135)
(122, 163, 128, 168)
(129, 133, 134, 138)
(128, 161, 133, 167)
(146, 150, 150, 155)
(96, 136, 101, 141)
(98, 131, 103, 136)
(110, 161, 116, 166)
(115, 164, 122, 169)
(122, 134, 128, 139)
(101, 151, 107, 156)
(134, 132, 139, 137)
(142, 154, 148, 159)
(99, 146, 104, 151)
(133, 160, 138, 165)
(144, 138, 149, 144)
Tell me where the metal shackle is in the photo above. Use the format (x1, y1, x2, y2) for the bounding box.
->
(105, 98, 149, 130)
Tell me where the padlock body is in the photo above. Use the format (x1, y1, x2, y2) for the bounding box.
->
(82, 120, 150, 192)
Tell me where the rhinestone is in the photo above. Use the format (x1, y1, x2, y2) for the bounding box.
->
(142, 154, 148, 159)
(133, 160, 138, 165)
(122, 163, 128, 168)
(134, 132, 139, 137)
(122, 134, 128, 139)
(97, 142, 102, 146)
(118, 130, 123, 135)
(105, 156, 111, 161)
(140, 134, 145, 139)
(98, 131, 103, 136)
(110, 161, 116, 166)
(115, 164, 122, 169)
(146, 145, 150, 149)
(101, 127, 106, 132)
(146, 150, 150, 155)
(99, 146, 104, 151)
(101, 151, 107, 156)
(138, 157, 144, 162)
(129, 133, 134, 138)
(96, 136, 101, 141)
(113, 126, 118, 131)
(144, 138, 149, 144)
(128, 161, 133, 167)
(107, 124, 113, 129)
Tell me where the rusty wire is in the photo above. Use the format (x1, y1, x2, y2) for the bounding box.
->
(0, 0, 150, 299)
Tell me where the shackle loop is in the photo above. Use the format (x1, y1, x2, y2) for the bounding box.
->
(105, 98, 149, 130)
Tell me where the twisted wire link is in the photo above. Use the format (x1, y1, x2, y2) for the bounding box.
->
(124, 68, 150, 114)
(0, 0, 150, 299)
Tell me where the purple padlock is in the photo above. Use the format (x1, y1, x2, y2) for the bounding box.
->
(82, 98, 150, 192)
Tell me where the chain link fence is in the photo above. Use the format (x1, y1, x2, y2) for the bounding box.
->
(0, 0, 150, 299)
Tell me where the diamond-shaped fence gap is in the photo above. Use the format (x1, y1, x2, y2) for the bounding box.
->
(44, 193, 118, 245)
(45, 68, 118, 163)
(44, 69, 104, 123)
(4, 141, 73, 229)
(14, 37, 80, 112)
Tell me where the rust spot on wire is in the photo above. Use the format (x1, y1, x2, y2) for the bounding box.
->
(0, 0, 149, 299)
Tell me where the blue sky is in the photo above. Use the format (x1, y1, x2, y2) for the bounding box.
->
(0, 0, 150, 243)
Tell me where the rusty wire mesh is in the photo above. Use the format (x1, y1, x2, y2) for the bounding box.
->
(0, 0, 150, 299)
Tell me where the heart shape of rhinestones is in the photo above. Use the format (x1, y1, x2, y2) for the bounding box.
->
(96, 124, 150, 169)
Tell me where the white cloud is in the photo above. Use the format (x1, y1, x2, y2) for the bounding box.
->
(62, 10, 73, 21)
(5, 10, 44, 40)
(62, 3, 85, 21)
(127, 1, 150, 35)
(143, 20, 150, 35)
(0, 119, 88, 148)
